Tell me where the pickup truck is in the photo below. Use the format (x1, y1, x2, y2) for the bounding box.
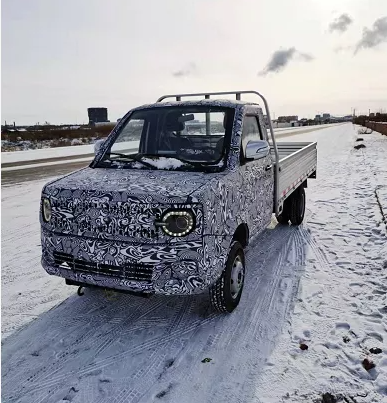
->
(40, 90, 317, 313)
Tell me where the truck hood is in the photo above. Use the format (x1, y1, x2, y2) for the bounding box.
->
(41, 167, 222, 243)
(43, 167, 218, 203)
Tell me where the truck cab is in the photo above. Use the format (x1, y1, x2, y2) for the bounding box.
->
(40, 91, 317, 312)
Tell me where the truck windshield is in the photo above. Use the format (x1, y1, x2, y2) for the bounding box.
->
(96, 105, 235, 171)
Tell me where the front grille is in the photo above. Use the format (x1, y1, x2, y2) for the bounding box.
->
(53, 251, 153, 282)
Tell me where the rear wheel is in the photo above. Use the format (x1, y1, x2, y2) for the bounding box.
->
(289, 186, 306, 225)
(276, 204, 290, 224)
(277, 186, 306, 225)
(210, 241, 245, 313)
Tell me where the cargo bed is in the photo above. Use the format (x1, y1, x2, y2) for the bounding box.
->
(271, 142, 317, 211)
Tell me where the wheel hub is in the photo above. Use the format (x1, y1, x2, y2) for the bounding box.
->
(230, 255, 245, 299)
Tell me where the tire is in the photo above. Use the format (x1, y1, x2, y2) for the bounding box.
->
(210, 241, 245, 313)
(289, 186, 306, 225)
(276, 203, 290, 224)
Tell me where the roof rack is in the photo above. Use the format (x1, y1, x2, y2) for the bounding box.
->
(156, 90, 263, 103)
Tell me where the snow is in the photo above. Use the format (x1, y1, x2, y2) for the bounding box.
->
(142, 156, 185, 169)
(256, 126, 387, 403)
(1, 178, 74, 339)
(2, 123, 386, 403)
(376, 186, 387, 225)
(1, 143, 97, 163)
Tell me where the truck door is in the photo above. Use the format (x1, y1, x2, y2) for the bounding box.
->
(240, 114, 274, 235)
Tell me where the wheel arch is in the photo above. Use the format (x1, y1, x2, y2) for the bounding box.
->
(232, 223, 249, 248)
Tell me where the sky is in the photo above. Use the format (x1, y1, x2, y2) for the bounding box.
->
(1, 0, 387, 125)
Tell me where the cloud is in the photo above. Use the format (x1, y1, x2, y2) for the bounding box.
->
(259, 48, 314, 76)
(172, 62, 197, 77)
(298, 52, 314, 61)
(329, 14, 353, 33)
(334, 45, 352, 53)
(355, 16, 387, 53)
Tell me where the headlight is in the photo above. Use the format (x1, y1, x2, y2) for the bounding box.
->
(159, 210, 195, 237)
(42, 198, 52, 222)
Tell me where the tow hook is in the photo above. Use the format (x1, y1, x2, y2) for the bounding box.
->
(77, 286, 85, 296)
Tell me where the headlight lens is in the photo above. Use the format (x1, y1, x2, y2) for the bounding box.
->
(42, 198, 52, 222)
(161, 210, 195, 237)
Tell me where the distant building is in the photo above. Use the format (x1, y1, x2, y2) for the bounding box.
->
(322, 113, 331, 119)
(272, 121, 300, 128)
(277, 115, 298, 123)
(88, 107, 108, 125)
(315, 115, 321, 120)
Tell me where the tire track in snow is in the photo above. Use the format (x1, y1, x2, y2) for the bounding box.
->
(244, 229, 300, 343)
(35, 297, 165, 389)
(204, 224, 298, 352)
(91, 298, 166, 357)
(109, 298, 196, 402)
(26, 309, 218, 398)
(137, 226, 309, 403)
(7, 296, 165, 401)
(131, 224, 308, 403)
(202, 230, 307, 403)
(225, 231, 295, 348)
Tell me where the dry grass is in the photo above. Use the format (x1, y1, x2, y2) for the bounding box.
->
(1, 126, 113, 142)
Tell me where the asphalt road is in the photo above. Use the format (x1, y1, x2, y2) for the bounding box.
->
(1, 160, 91, 186)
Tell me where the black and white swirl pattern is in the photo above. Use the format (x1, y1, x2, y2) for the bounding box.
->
(40, 100, 274, 295)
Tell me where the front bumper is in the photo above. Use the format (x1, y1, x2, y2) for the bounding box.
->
(41, 230, 227, 295)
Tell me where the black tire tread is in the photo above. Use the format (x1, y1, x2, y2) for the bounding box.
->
(209, 241, 245, 313)
(277, 196, 291, 224)
(276, 211, 289, 224)
(289, 186, 305, 225)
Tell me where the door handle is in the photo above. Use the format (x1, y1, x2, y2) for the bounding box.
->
(265, 164, 273, 171)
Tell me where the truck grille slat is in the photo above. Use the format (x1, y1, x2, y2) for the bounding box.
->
(53, 251, 153, 282)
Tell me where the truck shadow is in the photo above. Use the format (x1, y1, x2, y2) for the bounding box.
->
(2, 220, 311, 403)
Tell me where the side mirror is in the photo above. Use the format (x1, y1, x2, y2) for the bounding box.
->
(94, 139, 105, 156)
(244, 140, 270, 161)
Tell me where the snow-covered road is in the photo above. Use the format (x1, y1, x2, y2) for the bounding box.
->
(2, 124, 386, 403)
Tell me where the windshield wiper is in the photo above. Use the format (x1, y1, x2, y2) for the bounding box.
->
(172, 155, 217, 168)
(105, 153, 157, 170)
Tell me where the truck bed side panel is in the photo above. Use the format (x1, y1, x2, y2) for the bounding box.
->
(271, 142, 317, 206)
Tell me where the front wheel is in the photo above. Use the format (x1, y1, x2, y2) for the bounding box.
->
(210, 241, 245, 313)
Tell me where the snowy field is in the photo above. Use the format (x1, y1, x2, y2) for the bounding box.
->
(1, 123, 386, 403)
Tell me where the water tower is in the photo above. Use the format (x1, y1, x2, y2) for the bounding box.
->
(88, 107, 108, 124)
